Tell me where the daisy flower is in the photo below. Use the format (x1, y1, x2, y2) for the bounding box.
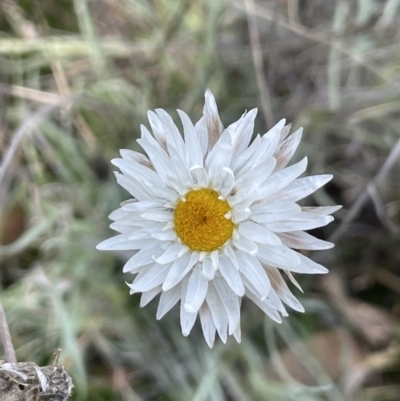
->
(97, 90, 340, 348)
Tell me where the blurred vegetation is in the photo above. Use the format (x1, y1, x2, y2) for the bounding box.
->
(1, 0, 400, 400)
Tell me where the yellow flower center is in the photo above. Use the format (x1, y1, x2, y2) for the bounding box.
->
(174, 188, 234, 252)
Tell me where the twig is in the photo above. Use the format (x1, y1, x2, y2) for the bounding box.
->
(329, 137, 400, 242)
(231, 0, 392, 85)
(244, 0, 274, 127)
(0, 301, 17, 364)
(0, 99, 72, 188)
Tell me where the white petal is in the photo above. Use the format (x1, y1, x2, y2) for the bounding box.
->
(250, 202, 301, 224)
(155, 242, 187, 264)
(120, 149, 152, 168)
(233, 323, 241, 343)
(122, 244, 162, 273)
(301, 205, 342, 215)
(238, 221, 282, 246)
(206, 128, 233, 179)
(184, 266, 208, 313)
(128, 263, 170, 292)
(264, 287, 288, 316)
(210, 251, 219, 270)
(97, 234, 152, 251)
(141, 210, 172, 223)
(232, 208, 251, 223)
(151, 230, 177, 241)
(260, 118, 286, 160)
(206, 283, 229, 343)
(284, 270, 304, 293)
(233, 237, 258, 256)
(122, 200, 165, 212)
(229, 109, 257, 157)
(265, 213, 334, 232)
(140, 286, 162, 307)
(257, 245, 300, 270)
(266, 266, 305, 312)
(155, 108, 186, 157)
(177, 110, 203, 167)
(166, 145, 194, 188)
(223, 245, 239, 268)
(278, 231, 334, 250)
(218, 254, 245, 296)
(137, 135, 174, 183)
(279, 123, 292, 141)
(271, 174, 333, 203)
(245, 289, 282, 323)
(201, 257, 215, 280)
(204, 89, 223, 149)
(162, 253, 199, 291)
(180, 276, 198, 336)
(199, 303, 216, 348)
(230, 135, 261, 174)
(258, 157, 308, 200)
(237, 251, 270, 300)
(112, 158, 167, 191)
(194, 116, 208, 157)
(289, 252, 329, 274)
(108, 207, 129, 221)
(234, 119, 284, 176)
(147, 110, 167, 149)
(234, 133, 278, 179)
(274, 127, 303, 170)
(190, 165, 209, 187)
(236, 158, 276, 193)
(213, 276, 241, 335)
(156, 286, 181, 319)
(219, 167, 235, 197)
(115, 172, 151, 201)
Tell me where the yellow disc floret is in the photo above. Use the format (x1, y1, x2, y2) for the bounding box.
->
(174, 188, 234, 252)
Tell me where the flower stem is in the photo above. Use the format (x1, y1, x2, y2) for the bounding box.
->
(0, 300, 17, 364)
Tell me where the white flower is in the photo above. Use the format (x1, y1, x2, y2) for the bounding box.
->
(97, 90, 340, 348)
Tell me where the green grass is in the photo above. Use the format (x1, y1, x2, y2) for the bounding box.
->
(1, 1, 400, 400)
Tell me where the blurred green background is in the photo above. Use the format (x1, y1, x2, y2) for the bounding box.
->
(1, 0, 400, 400)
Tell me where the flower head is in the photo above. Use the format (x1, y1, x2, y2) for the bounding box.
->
(97, 90, 340, 347)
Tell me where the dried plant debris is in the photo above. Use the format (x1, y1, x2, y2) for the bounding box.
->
(0, 354, 73, 401)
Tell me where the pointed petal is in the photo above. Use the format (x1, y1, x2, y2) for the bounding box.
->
(199, 303, 216, 348)
(258, 157, 308, 200)
(288, 252, 329, 274)
(274, 128, 303, 170)
(266, 266, 305, 312)
(257, 245, 300, 270)
(155, 242, 187, 264)
(123, 244, 162, 273)
(180, 277, 198, 336)
(162, 253, 199, 291)
(184, 266, 208, 313)
(218, 254, 245, 296)
(128, 263, 170, 292)
(204, 89, 223, 150)
(238, 221, 282, 246)
(265, 213, 334, 232)
(237, 251, 271, 300)
(156, 286, 181, 319)
(272, 174, 333, 203)
(177, 110, 203, 167)
(278, 231, 334, 250)
(206, 283, 229, 343)
(246, 288, 282, 323)
(213, 276, 241, 335)
(140, 286, 162, 307)
(201, 256, 215, 280)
